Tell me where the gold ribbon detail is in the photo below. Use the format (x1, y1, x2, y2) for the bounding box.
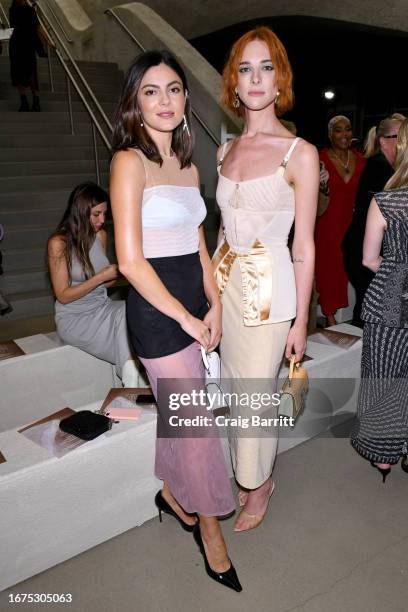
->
(212, 239, 272, 326)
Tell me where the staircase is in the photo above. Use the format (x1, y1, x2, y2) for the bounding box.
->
(0, 53, 220, 341)
(0, 56, 122, 339)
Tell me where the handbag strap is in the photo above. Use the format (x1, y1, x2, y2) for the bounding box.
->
(288, 356, 299, 380)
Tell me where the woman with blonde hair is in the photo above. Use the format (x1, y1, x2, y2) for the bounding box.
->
(351, 118, 408, 479)
(214, 26, 319, 531)
(343, 113, 404, 326)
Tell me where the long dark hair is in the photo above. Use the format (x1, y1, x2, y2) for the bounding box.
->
(48, 182, 108, 282)
(112, 50, 193, 168)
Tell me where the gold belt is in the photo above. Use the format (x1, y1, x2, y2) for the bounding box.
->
(212, 239, 272, 326)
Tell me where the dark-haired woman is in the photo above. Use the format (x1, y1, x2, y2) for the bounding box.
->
(110, 51, 240, 592)
(48, 182, 141, 387)
(9, 0, 55, 111)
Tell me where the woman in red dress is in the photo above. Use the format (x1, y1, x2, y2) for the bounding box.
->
(315, 115, 365, 325)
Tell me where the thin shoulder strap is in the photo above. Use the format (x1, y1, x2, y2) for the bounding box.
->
(280, 137, 300, 169)
(110, 148, 149, 184)
(132, 148, 149, 184)
(217, 139, 234, 169)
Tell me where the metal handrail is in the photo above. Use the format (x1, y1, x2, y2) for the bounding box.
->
(40, 0, 73, 43)
(0, 1, 10, 27)
(38, 3, 113, 134)
(52, 46, 111, 182)
(34, 7, 111, 182)
(104, 7, 220, 147)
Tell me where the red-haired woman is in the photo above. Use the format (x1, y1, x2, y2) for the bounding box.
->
(214, 27, 319, 531)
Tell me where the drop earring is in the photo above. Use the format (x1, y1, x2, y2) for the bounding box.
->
(233, 91, 240, 108)
(183, 115, 190, 138)
(140, 120, 144, 127)
(274, 90, 280, 105)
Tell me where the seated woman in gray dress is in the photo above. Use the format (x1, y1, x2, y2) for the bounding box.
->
(47, 182, 142, 387)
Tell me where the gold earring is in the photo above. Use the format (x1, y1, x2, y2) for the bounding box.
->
(274, 90, 280, 105)
(233, 91, 240, 108)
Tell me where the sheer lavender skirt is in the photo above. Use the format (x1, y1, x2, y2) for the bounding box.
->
(140, 341, 235, 517)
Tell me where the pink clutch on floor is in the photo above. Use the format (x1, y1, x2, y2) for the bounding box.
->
(105, 407, 143, 421)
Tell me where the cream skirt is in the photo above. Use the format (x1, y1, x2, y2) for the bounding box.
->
(220, 260, 291, 489)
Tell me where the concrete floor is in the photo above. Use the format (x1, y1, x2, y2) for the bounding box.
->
(1, 424, 407, 612)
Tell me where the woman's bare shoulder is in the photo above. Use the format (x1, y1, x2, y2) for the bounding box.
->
(97, 228, 108, 248)
(293, 138, 319, 162)
(111, 148, 146, 173)
(48, 234, 66, 257)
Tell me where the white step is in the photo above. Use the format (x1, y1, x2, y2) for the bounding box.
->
(0, 190, 79, 210)
(0, 132, 110, 148)
(0, 158, 109, 177)
(0, 89, 119, 102)
(0, 100, 116, 113)
(1, 207, 65, 226)
(0, 268, 51, 294)
(0, 56, 119, 324)
(0, 122, 95, 134)
(1, 247, 48, 271)
(0, 145, 109, 163)
(2, 289, 55, 320)
(0, 172, 109, 193)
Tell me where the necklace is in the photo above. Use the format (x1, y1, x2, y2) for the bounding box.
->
(330, 149, 350, 174)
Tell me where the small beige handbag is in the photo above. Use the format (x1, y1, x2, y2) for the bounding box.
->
(278, 356, 309, 423)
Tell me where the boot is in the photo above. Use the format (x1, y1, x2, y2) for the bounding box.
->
(18, 95, 29, 112)
(31, 95, 41, 112)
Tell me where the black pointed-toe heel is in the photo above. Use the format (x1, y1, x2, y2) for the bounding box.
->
(193, 524, 242, 592)
(154, 490, 196, 532)
(371, 461, 391, 483)
(401, 455, 408, 473)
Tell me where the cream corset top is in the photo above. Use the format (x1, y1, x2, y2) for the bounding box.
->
(216, 138, 299, 253)
(213, 138, 300, 325)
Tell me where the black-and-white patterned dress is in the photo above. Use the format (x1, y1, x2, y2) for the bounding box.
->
(351, 186, 408, 464)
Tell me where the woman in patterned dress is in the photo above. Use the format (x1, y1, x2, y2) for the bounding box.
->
(351, 118, 408, 479)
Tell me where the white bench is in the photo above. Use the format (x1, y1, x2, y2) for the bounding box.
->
(0, 345, 118, 434)
(0, 402, 160, 592)
(0, 324, 363, 590)
(277, 323, 362, 453)
(13, 333, 60, 354)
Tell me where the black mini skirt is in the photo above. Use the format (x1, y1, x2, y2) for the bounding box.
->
(126, 252, 208, 359)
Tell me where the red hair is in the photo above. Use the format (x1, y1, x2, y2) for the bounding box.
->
(221, 26, 294, 117)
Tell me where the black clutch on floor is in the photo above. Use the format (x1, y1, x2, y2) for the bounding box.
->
(59, 410, 111, 440)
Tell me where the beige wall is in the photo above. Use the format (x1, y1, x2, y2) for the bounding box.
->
(51, 2, 239, 196)
(35, 0, 408, 195)
(77, 0, 408, 36)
